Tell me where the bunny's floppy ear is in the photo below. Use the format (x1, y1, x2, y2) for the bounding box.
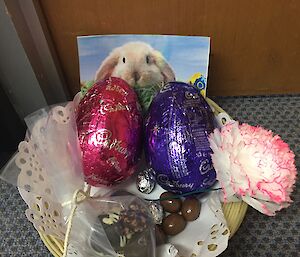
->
(152, 50, 176, 83)
(94, 49, 120, 82)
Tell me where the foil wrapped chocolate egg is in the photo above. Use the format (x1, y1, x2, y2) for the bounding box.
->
(145, 82, 216, 194)
(136, 168, 156, 194)
(148, 201, 164, 224)
(76, 77, 142, 186)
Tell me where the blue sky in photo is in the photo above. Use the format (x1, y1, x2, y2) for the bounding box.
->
(77, 35, 210, 82)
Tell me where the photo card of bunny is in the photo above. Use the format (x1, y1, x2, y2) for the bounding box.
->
(77, 35, 210, 96)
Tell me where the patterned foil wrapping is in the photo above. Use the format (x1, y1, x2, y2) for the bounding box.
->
(76, 77, 142, 186)
(145, 82, 216, 194)
(148, 201, 164, 224)
(136, 168, 156, 194)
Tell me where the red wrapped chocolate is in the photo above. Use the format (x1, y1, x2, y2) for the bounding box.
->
(76, 77, 142, 186)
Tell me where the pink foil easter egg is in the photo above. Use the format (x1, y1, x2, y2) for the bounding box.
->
(76, 77, 142, 186)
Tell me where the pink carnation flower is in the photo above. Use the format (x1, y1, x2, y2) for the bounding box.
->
(209, 121, 297, 216)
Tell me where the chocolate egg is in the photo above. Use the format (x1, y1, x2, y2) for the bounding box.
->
(162, 213, 186, 236)
(76, 77, 142, 186)
(181, 197, 201, 221)
(145, 82, 216, 194)
(160, 192, 182, 213)
(148, 201, 164, 224)
(136, 168, 156, 194)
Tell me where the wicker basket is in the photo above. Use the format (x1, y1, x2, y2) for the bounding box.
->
(38, 98, 248, 257)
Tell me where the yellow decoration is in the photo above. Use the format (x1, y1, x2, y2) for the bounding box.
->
(188, 72, 207, 98)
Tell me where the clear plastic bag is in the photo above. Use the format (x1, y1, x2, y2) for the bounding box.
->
(0, 102, 85, 238)
(1, 102, 84, 205)
(68, 191, 156, 257)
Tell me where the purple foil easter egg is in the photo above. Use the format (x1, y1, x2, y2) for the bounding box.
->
(145, 82, 216, 194)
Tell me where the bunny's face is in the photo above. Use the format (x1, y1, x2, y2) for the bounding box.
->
(95, 42, 175, 87)
(111, 43, 164, 87)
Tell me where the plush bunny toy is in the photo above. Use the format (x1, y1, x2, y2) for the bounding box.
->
(94, 42, 175, 87)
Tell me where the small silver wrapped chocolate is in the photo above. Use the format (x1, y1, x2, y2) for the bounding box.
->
(148, 201, 164, 225)
(136, 168, 156, 194)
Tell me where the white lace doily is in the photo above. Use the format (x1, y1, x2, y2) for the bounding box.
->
(16, 103, 78, 240)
